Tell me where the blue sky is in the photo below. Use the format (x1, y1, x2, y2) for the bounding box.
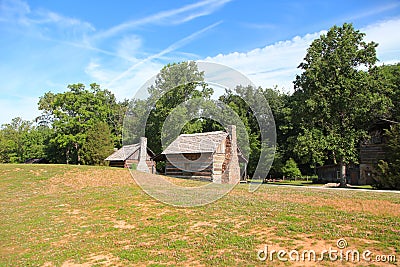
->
(1, 0, 400, 125)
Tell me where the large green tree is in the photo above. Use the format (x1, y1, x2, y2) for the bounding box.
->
(38, 83, 126, 164)
(124, 62, 214, 155)
(292, 23, 382, 186)
(220, 85, 278, 177)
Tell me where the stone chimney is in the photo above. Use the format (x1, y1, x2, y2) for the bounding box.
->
(227, 125, 240, 184)
(136, 137, 149, 173)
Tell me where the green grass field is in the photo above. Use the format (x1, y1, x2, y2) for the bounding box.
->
(0, 164, 399, 266)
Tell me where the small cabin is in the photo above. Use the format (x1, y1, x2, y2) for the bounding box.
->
(153, 125, 247, 184)
(317, 164, 359, 185)
(359, 118, 398, 185)
(317, 119, 398, 185)
(105, 137, 155, 173)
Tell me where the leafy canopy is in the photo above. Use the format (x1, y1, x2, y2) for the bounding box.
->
(293, 23, 380, 167)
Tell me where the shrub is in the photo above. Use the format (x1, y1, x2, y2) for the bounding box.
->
(374, 125, 400, 190)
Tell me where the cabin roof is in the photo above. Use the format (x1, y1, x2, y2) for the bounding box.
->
(162, 131, 228, 154)
(105, 144, 140, 161)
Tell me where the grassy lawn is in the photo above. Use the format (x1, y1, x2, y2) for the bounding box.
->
(0, 164, 399, 266)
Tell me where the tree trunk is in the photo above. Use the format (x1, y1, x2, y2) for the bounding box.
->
(74, 142, 80, 165)
(339, 161, 347, 187)
(66, 148, 69, 165)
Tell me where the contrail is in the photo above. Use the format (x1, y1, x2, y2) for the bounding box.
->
(105, 21, 222, 88)
(94, 0, 230, 40)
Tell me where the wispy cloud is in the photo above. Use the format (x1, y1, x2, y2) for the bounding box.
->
(242, 22, 276, 30)
(105, 21, 223, 88)
(0, 0, 97, 61)
(94, 0, 231, 40)
(0, 0, 30, 22)
(344, 2, 400, 22)
(1, 0, 227, 63)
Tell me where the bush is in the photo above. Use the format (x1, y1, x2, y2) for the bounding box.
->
(374, 125, 400, 190)
(281, 158, 302, 179)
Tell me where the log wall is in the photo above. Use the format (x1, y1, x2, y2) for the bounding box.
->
(165, 153, 213, 180)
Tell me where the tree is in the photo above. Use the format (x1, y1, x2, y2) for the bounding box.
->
(293, 23, 380, 186)
(125, 62, 214, 156)
(281, 158, 301, 179)
(0, 117, 31, 163)
(220, 87, 260, 176)
(291, 128, 328, 170)
(0, 117, 52, 163)
(38, 83, 125, 164)
(23, 125, 53, 160)
(370, 63, 400, 121)
(81, 121, 114, 165)
(375, 124, 400, 189)
(263, 88, 294, 176)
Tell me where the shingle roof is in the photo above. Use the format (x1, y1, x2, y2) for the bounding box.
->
(162, 131, 229, 154)
(105, 144, 140, 161)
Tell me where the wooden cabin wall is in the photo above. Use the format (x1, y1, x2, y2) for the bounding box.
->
(165, 153, 213, 179)
(108, 160, 126, 168)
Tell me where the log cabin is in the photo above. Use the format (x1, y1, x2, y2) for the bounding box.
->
(359, 118, 398, 185)
(153, 125, 247, 184)
(317, 118, 398, 185)
(105, 137, 155, 173)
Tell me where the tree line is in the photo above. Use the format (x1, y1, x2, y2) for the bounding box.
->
(1, 23, 399, 189)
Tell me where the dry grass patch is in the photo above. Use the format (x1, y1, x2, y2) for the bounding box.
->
(248, 187, 400, 216)
(47, 168, 133, 192)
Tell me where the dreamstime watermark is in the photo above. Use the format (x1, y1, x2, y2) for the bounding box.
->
(123, 61, 276, 207)
(257, 238, 397, 263)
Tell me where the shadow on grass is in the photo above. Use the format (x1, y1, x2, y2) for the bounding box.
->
(263, 181, 376, 190)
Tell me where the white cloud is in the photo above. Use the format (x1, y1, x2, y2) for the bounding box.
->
(116, 35, 143, 61)
(363, 18, 400, 64)
(85, 61, 118, 83)
(111, 62, 163, 100)
(203, 18, 400, 93)
(85, 58, 162, 100)
(204, 32, 325, 92)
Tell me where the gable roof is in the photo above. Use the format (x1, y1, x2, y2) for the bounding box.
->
(162, 131, 228, 154)
(105, 144, 140, 161)
(154, 130, 248, 163)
